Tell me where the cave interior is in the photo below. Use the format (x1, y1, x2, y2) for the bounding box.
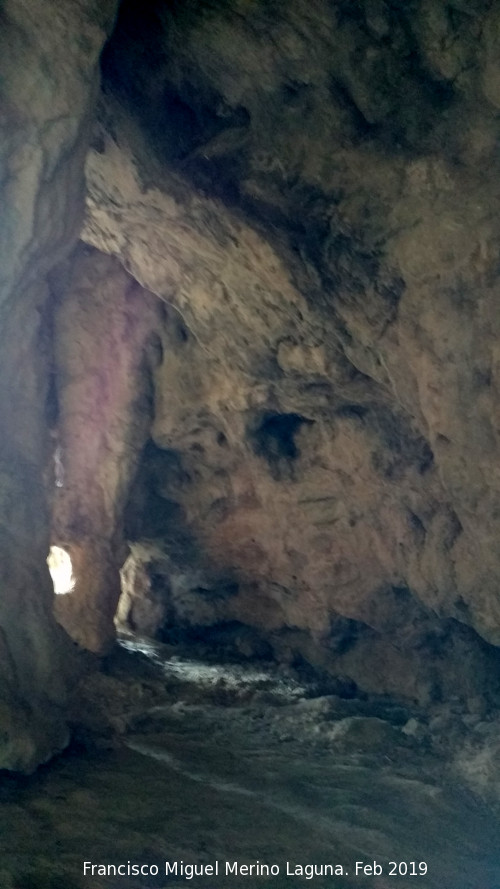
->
(1, 0, 500, 886)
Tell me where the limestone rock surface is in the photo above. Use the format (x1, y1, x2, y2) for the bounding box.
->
(52, 246, 162, 653)
(73, 0, 500, 704)
(0, 0, 117, 770)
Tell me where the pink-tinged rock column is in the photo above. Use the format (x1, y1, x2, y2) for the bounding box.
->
(52, 246, 162, 654)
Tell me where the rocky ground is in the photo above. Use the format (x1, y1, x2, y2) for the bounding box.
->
(1, 638, 499, 889)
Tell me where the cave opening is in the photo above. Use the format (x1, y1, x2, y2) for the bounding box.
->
(47, 545, 75, 596)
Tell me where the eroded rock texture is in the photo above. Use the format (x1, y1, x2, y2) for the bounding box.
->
(52, 246, 162, 653)
(0, 0, 117, 770)
(67, 0, 500, 705)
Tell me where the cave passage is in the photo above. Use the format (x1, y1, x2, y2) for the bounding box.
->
(2, 0, 500, 885)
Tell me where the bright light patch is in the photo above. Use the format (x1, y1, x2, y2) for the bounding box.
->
(47, 545, 74, 595)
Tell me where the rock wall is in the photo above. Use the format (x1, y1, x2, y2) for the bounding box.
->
(73, 0, 500, 705)
(52, 246, 162, 653)
(0, 0, 116, 770)
(9, 0, 500, 770)
(1, 0, 492, 720)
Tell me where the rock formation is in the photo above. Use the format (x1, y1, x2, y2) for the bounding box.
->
(3, 0, 500, 769)
(52, 246, 161, 653)
(82, 0, 500, 703)
(0, 0, 117, 770)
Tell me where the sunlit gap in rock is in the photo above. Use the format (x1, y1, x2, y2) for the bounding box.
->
(47, 545, 75, 595)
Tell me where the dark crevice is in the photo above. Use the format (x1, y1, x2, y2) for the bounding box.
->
(250, 411, 313, 464)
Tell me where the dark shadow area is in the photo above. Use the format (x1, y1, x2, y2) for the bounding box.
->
(249, 411, 313, 479)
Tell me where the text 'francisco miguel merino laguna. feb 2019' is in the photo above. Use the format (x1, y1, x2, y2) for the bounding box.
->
(83, 859, 429, 879)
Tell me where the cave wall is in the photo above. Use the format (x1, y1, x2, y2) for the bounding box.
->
(51, 246, 162, 653)
(0, 0, 492, 717)
(69, 0, 500, 704)
(0, 0, 117, 770)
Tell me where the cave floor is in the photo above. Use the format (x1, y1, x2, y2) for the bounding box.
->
(0, 638, 499, 889)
